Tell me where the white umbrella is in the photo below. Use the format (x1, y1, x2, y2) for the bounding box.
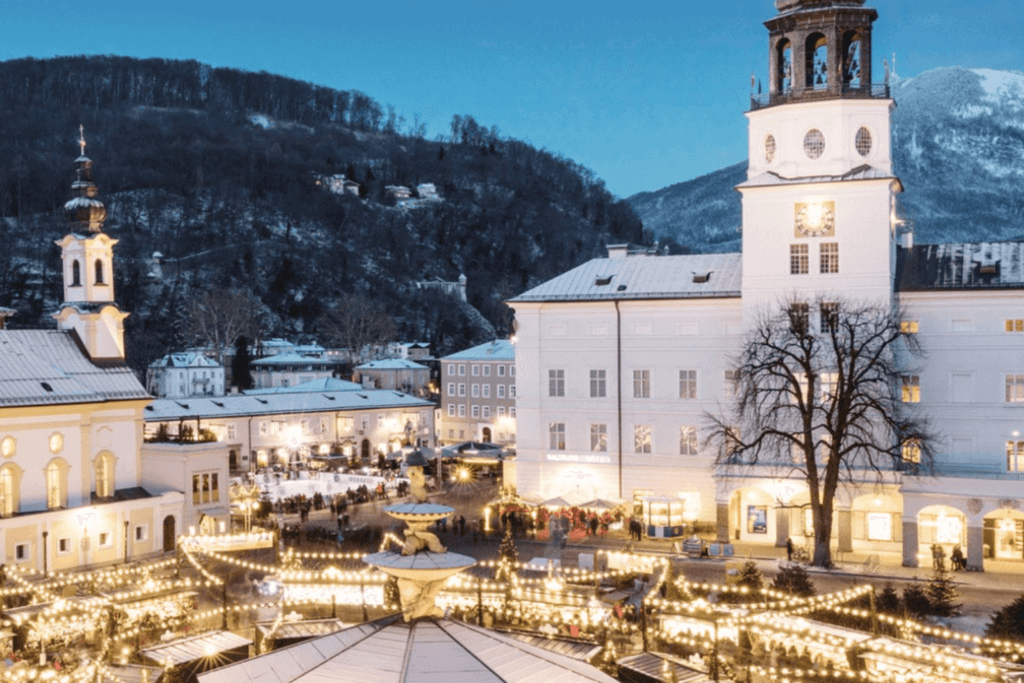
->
(579, 498, 624, 511)
(541, 496, 576, 509)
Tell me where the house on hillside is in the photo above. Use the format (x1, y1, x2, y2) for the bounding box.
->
(147, 352, 225, 399)
(251, 351, 337, 389)
(355, 358, 431, 394)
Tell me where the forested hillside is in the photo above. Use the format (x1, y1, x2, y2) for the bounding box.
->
(0, 56, 644, 374)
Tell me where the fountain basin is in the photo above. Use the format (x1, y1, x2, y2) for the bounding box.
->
(364, 550, 476, 581)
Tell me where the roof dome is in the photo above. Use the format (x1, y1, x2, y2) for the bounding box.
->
(65, 127, 107, 233)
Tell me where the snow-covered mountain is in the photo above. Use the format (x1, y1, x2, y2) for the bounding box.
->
(629, 67, 1024, 252)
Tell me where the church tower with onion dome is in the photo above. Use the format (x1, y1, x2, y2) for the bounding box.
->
(739, 0, 901, 321)
(53, 126, 129, 361)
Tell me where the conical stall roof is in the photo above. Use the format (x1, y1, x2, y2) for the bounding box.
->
(197, 614, 618, 683)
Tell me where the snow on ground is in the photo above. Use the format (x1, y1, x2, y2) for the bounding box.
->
(250, 114, 273, 129)
(972, 68, 1024, 103)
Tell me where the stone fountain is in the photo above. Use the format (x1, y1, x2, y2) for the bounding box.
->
(363, 451, 476, 621)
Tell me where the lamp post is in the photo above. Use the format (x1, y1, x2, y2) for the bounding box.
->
(124, 520, 130, 565)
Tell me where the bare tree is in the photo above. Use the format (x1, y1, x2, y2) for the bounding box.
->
(181, 288, 268, 365)
(319, 294, 395, 364)
(706, 297, 933, 567)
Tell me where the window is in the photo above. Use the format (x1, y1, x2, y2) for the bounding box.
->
(497, 385, 506, 398)
(855, 127, 873, 157)
(458, 365, 466, 376)
(447, 382, 455, 396)
(482, 384, 490, 398)
(191, 472, 220, 505)
(135, 525, 148, 542)
(820, 243, 839, 274)
(482, 406, 490, 419)
(98, 532, 112, 549)
(497, 406, 505, 417)
(510, 407, 516, 418)
(1008, 441, 1024, 472)
(1006, 375, 1024, 403)
(679, 370, 697, 400)
(471, 365, 479, 376)
(483, 365, 490, 377)
(45, 460, 68, 510)
(471, 405, 480, 418)
(901, 375, 920, 403)
(71, 260, 81, 286)
(458, 383, 466, 397)
(549, 423, 566, 451)
(804, 129, 826, 159)
(901, 321, 919, 334)
(471, 384, 480, 398)
(1006, 319, 1024, 333)
(458, 405, 466, 417)
(820, 302, 839, 333)
(447, 363, 455, 375)
(902, 439, 922, 464)
(0, 465, 18, 517)
(57, 537, 72, 555)
(820, 372, 838, 403)
(94, 259, 105, 284)
(633, 370, 650, 398)
(590, 424, 608, 452)
(725, 370, 740, 398)
(447, 404, 455, 417)
(590, 370, 607, 398)
(448, 429, 454, 438)
(95, 452, 115, 498)
(498, 365, 506, 377)
(679, 426, 698, 455)
(259, 421, 268, 436)
(15, 543, 29, 562)
(634, 425, 652, 454)
(510, 366, 516, 377)
(227, 424, 237, 440)
(549, 369, 565, 397)
(510, 385, 516, 398)
(790, 244, 809, 275)
(788, 303, 809, 335)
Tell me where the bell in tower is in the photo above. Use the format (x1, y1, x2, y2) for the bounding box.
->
(762, 0, 879, 107)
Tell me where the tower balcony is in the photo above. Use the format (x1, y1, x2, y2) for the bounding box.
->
(750, 82, 890, 111)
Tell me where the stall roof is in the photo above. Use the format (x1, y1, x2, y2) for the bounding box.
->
(256, 619, 348, 640)
(103, 664, 164, 683)
(141, 630, 252, 667)
(617, 652, 713, 683)
(503, 632, 602, 661)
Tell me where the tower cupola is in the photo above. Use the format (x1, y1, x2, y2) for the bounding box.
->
(756, 0, 882, 109)
(63, 125, 108, 234)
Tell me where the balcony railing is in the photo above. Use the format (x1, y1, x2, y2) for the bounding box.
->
(750, 83, 890, 111)
(903, 462, 1024, 481)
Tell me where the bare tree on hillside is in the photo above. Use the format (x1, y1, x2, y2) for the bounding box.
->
(319, 294, 395, 365)
(181, 288, 268, 365)
(706, 297, 933, 568)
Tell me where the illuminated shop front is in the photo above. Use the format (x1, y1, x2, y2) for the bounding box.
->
(984, 513, 1024, 560)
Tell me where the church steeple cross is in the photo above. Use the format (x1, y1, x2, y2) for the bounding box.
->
(78, 124, 87, 157)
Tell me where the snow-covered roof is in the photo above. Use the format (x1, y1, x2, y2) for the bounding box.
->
(442, 340, 515, 362)
(243, 377, 362, 394)
(736, 165, 900, 190)
(141, 630, 251, 667)
(149, 352, 221, 369)
(198, 616, 617, 683)
(252, 352, 334, 366)
(0, 330, 149, 407)
(144, 388, 432, 421)
(510, 253, 742, 303)
(897, 241, 1024, 291)
(356, 359, 429, 370)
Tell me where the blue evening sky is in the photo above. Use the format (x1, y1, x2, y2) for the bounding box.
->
(2, 0, 1020, 198)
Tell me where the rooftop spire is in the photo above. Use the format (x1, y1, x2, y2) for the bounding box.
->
(64, 126, 107, 233)
(78, 123, 87, 158)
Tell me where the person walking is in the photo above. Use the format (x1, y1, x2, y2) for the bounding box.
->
(459, 515, 466, 536)
(786, 537, 794, 562)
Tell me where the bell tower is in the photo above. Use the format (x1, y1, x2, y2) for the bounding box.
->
(53, 127, 128, 361)
(739, 0, 901, 320)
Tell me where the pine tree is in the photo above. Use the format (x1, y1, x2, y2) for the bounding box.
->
(231, 335, 254, 389)
(495, 527, 518, 583)
(926, 567, 962, 617)
(986, 593, 1024, 642)
(722, 560, 764, 603)
(770, 564, 816, 597)
(876, 582, 901, 614)
(902, 584, 931, 619)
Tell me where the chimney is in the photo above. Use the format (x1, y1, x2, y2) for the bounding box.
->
(902, 231, 914, 249)
(607, 244, 629, 259)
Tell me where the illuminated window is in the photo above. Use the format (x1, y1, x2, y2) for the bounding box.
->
(45, 460, 68, 510)
(191, 472, 220, 505)
(0, 465, 18, 517)
(902, 439, 922, 463)
(94, 451, 116, 498)
(1008, 441, 1024, 472)
(679, 370, 697, 399)
(633, 370, 650, 398)
(590, 424, 607, 452)
(549, 423, 566, 451)
(790, 244, 809, 275)
(634, 425, 652, 454)
(901, 321, 919, 334)
(679, 427, 698, 455)
(1006, 375, 1024, 403)
(820, 243, 839, 274)
(1006, 319, 1024, 333)
(901, 375, 920, 403)
(549, 369, 565, 397)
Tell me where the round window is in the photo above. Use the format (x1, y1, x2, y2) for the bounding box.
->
(764, 135, 777, 164)
(0, 436, 13, 458)
(855, 127, 873, 157)
(49, 433, 63, 453)
(804, 129, 826, 159)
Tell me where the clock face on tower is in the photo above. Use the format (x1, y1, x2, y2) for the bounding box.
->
(794, 201, 836, 238)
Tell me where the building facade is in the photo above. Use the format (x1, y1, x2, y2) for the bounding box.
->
(509, 0, 1024, 570)
(355, 358, 431, 394)
(439, 340, 516, 445)
(147, 352, 225, 399)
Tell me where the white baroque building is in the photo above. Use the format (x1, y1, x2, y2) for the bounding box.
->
(509, 0, 1024, 570)
(146, 352, 225, 398)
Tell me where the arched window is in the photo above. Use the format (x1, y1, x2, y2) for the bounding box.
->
(45, 459, 69, 510)
(94, 451, 116, 498)
(805, 33, 828, 90)
(842, 31, 862, 87)
(0, 464, 21, 517)
(71, 260, 82, 287)
(776, 39, 793, 93)
(95, 259, 105, 285)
